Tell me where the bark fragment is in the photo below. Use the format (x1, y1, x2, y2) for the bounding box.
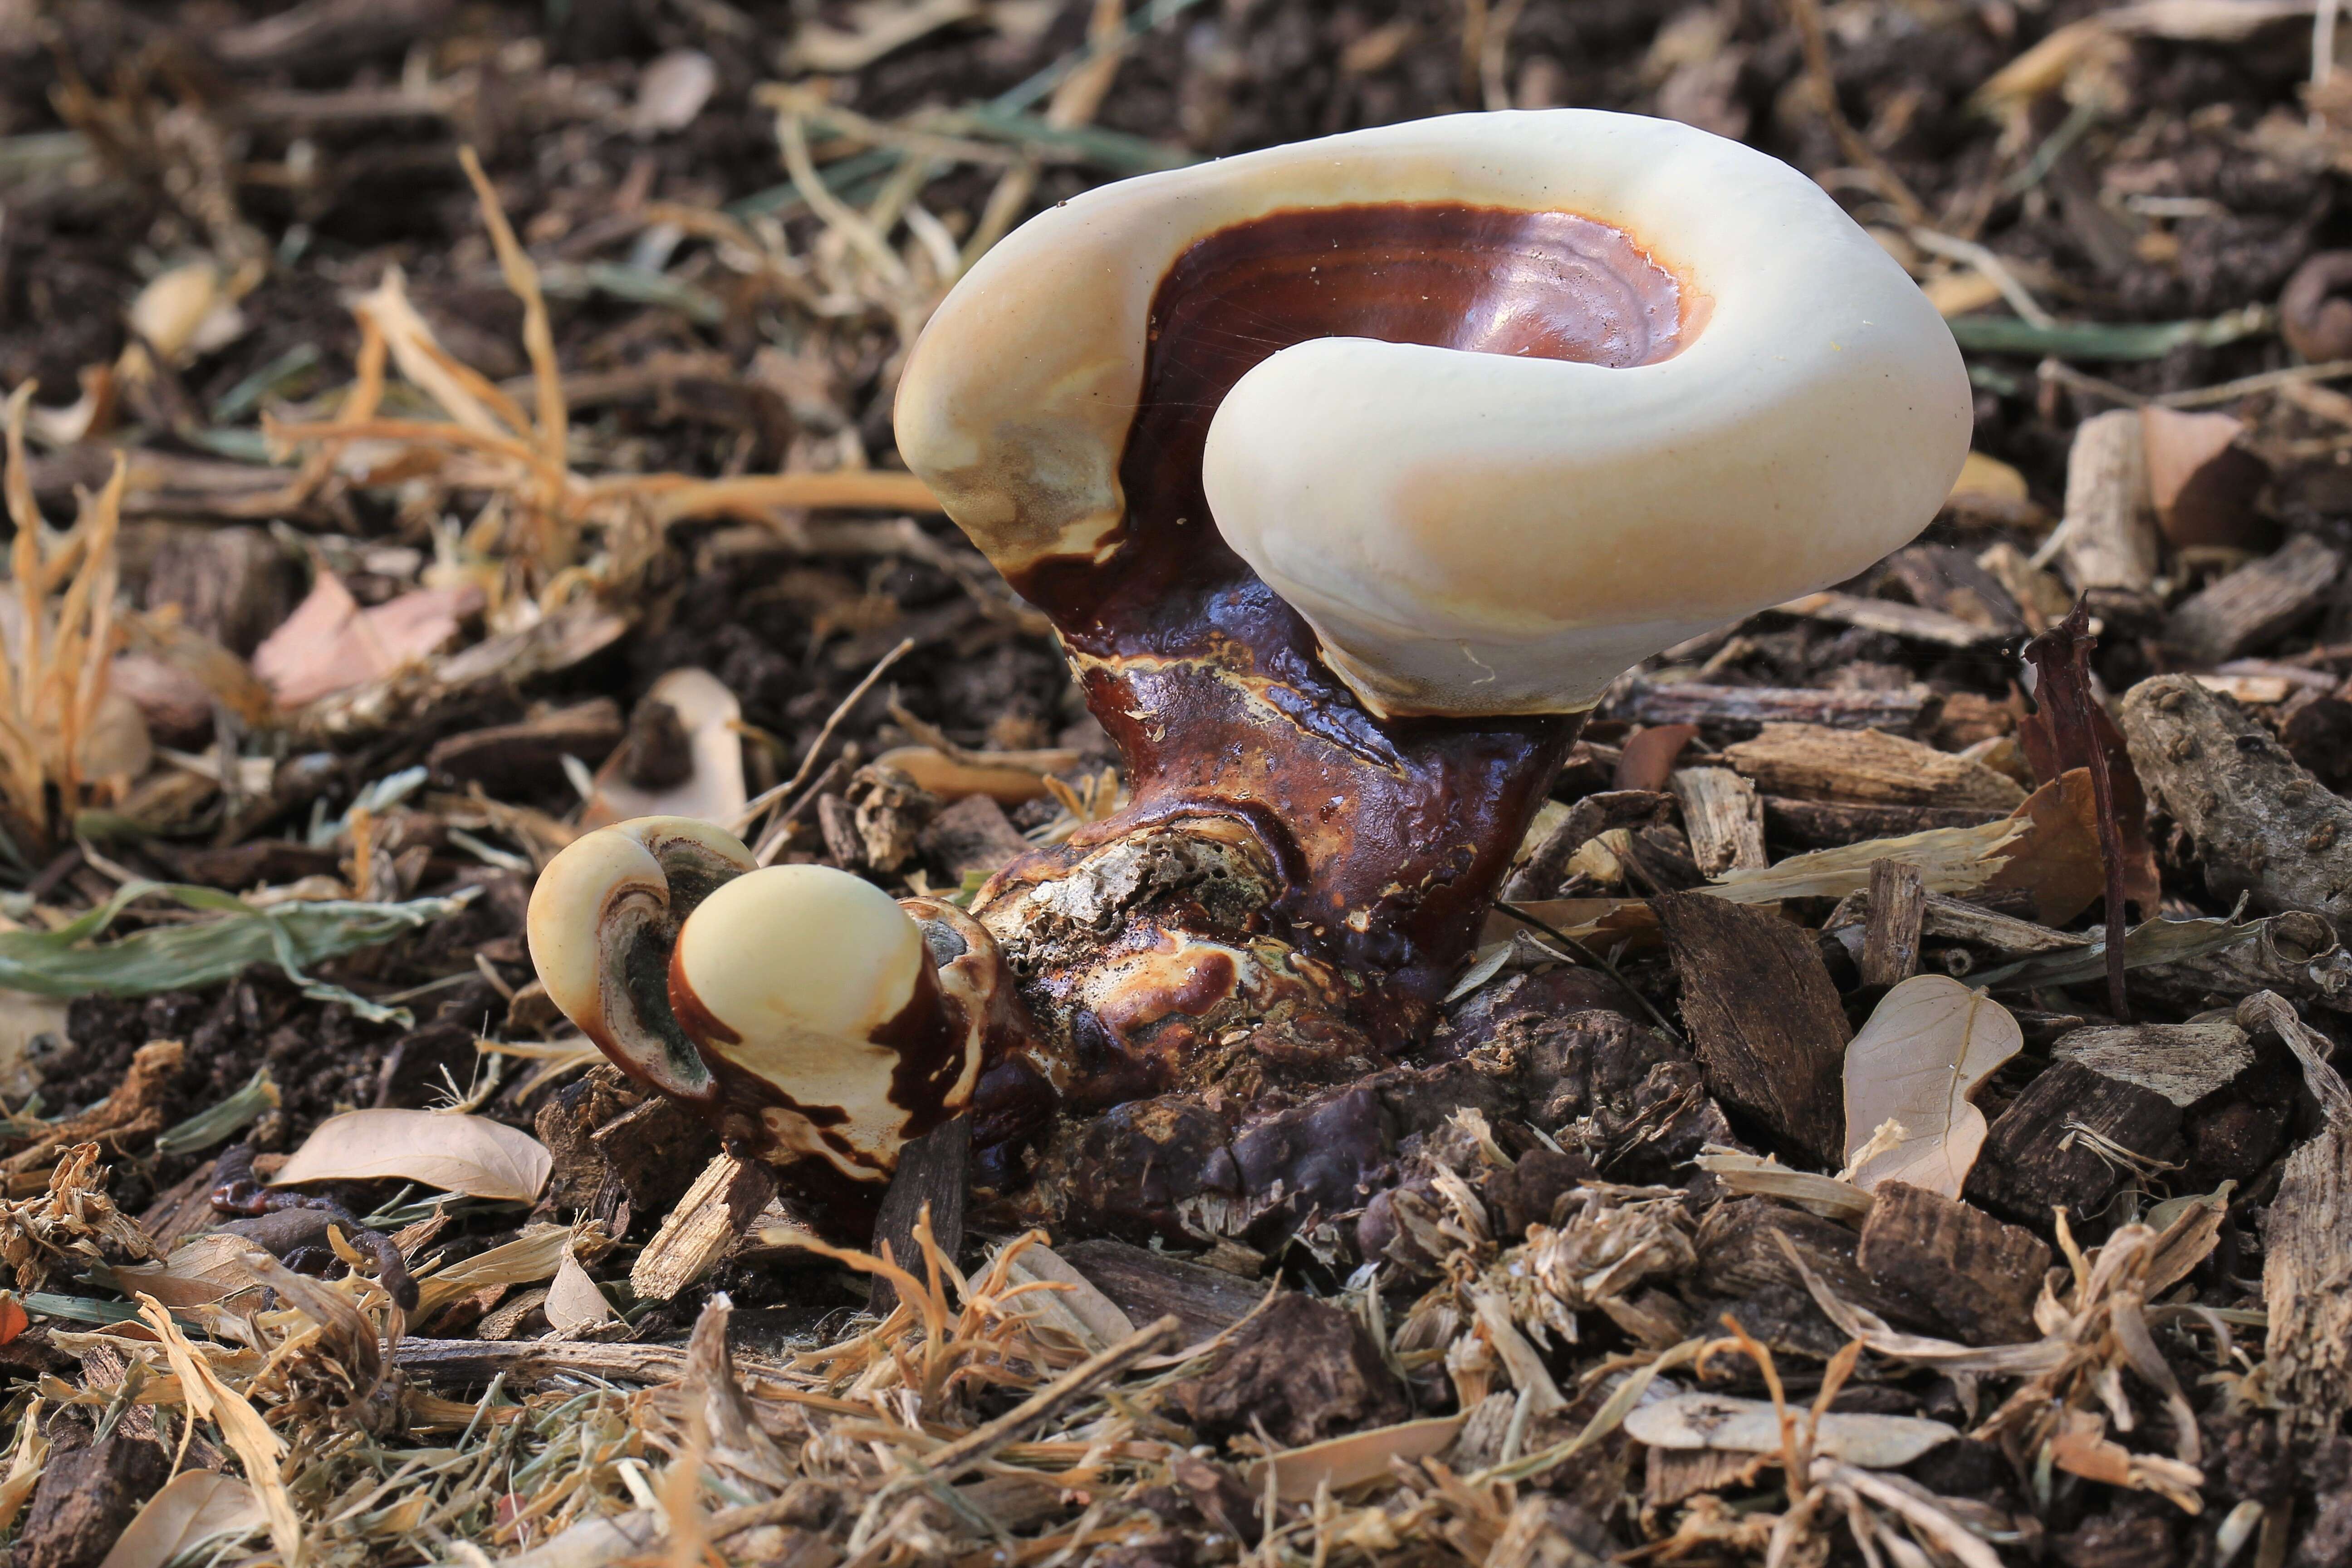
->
(1855, 1181, 2050, 1346)
(2121, 673, 2352, 923)
(1655, 892, 1849, 1166)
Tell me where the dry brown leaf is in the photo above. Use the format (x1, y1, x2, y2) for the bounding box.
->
(1245, 1415, 1465, 1501)
(99, 1469, 265, 1568)
(272, 1108, 551, 1202)
(634, 49, 719, 133)
(110, 1233, 266, 1308)
(1706, 814, 2031, 904)
(1842, 975, 2021, 1196)
(251, 573, 485, 708)
(127, 260, 247, 367)
(582, 667, 747, 828)
(1626, 1392, 1955, 1468)
(544, 1247, 617, 1332)
(1948, 451, 2028, 502)
(412, 1222, 574, 1316)
(1004, 1242, 1138, 1353)
(2049, 1408, 2205, 1512)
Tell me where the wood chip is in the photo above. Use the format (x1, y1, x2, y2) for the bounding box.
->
(2121, 673, 2352, 922)
(2056, 406, 2158, 594)
(1656, 891, 1851, 1166)
(1963, 1060, 2185, 1225)
(1860, 859, 1926, 987)
(2165, 534, 2343, 665)
(1724, 725, 2025, 812)
(2050, 1019, 2255, 1107)
(1855, 1181, 2050, 1346)
(1671, 767, 1767, 874)
(630, 1152, 777, 1301)
(1613, 680, 1939, 737)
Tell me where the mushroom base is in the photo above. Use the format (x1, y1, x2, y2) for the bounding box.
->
(965, 696, 1583, 1241)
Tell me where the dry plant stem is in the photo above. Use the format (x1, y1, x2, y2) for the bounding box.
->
(1785, 0, 1926, 224)
(846, 1311, 1180, 1553)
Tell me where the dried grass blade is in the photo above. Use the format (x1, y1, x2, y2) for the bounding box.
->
(458, 147, 567, 475)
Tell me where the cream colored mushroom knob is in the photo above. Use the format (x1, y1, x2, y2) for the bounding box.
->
(527, 819, 987, 1194)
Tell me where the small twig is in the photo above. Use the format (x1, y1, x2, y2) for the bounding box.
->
(751, 752, 856, 866)
(1785, 0, 1927, 224)
(2155, 356, 2352, 409)
(1493, 899, 1688, 1048)
(731, 636, 916, 837)
(1911, 229, 2054, 328)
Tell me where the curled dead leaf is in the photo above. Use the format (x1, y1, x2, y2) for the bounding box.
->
(1244, 1415, 1466, 1501)
(1626, 1391, 1955, 1468)
(544, 1247, 617, 1333)
(582, 667, 746, 828)
(98, 1469, 265, 1568)
(272, 1108, 552, 1202)
(1843, 975, 2021, 1197)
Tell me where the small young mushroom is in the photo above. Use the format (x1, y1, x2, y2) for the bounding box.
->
(526, 816, 1034, 1233)
(893, 110, 1970, 1238)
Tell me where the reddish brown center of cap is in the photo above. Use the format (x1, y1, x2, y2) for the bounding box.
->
(1151, 201, 1687, 371)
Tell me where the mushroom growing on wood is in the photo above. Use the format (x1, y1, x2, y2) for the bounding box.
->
(889, 110, 1969, 1235)
(526, 816, 1038, 1235)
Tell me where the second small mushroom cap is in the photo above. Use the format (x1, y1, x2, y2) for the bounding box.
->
(897, 109, 1972, 717)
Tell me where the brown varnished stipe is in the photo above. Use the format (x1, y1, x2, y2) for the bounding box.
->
(986, 204, 1675, 1060)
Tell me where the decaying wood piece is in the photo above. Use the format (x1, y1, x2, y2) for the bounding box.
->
(426, 698, 625, 795)
(2239, 993, 2352, 1443)
(1615, 680, 1940, 737)
(1921, 891, 2090, 956)
(629, 1153, 778, 1302)
(1655, 892, 1850, 1166)
(1963, 1060, 2185, 1227)
(1693, 1198, 1931, 1331)
(2050, 1019, 2255, 1109)
(1059, 1237, 1263, 1341)
(867, 1115, 971, 1318)
(2055, 407, 2158, 594)
(1855, 1181, 2051, 1346)
(1860, 859, 1926, 987)
(2121, 674, 2352, 922)
(1671, 766, 1767, 875)
(1725, 724, 2025, 811)
(2165, 534, 2343, 666)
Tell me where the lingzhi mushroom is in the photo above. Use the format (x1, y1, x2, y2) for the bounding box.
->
(530, 109, 1970, 1246)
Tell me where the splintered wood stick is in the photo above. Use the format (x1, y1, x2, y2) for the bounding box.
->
(2049, 408, 2157, 594)
(1860, 858, 1926, 988)
(629, 1152, 777, 1302)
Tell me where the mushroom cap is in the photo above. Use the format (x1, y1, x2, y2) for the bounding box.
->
(896, 109, 1971, 717)
(670, 863, 926, 1047)
(526, 815, 754, 1098)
